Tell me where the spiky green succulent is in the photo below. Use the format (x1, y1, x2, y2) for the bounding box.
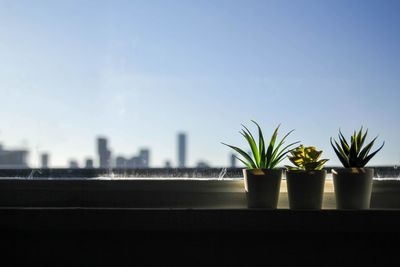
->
(285, 145, 329, 171)
(330, 127, 384, 168)
(222, 120, 299, 169)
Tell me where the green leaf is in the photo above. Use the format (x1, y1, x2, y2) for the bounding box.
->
(274, 141, 300, 162)
(287, 144, 328, 171)
(240, 130, 260, 167)
(251, 120, 266, 168)
(315, 159, 329, 170)
(271, 129, 295, 165)
(270, 141, 300, 168)
(358, 136, 377, 161)
(360, 128, 368, 150)
(331, 138, 350, 167)
(333, 139, 347, 158)
(338, 131, 350, 155)
(307, 149, 322, 161)
(265, 125, 280, 166)
(349, 135, 358, 166)
(360, 141, 385, 167)
(304, 162, 321, 171)
(285, 165, 299, 171)
(288, 156, 302, 168)
(356, 127, 363, 151)
(270, 155, 287, 168)
(221, 143, 257, 168)
(235, 156, 253, 169)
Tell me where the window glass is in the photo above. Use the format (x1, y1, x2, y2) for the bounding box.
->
(0, 0, 399, 170)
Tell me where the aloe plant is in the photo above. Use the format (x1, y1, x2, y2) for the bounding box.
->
(222, 121, 299, 169)
(330, 127, 384, 168)
(285, 145, 329, 171)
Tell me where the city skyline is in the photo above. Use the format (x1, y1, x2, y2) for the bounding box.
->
(0, 1, 399, 167)
(0, 130, 395, 168)
(0, 132, 239, 168)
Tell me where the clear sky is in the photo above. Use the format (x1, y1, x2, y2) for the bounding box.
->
(0, 0, 399, 167)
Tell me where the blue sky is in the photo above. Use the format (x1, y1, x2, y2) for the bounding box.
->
(0, 0, 399, 167)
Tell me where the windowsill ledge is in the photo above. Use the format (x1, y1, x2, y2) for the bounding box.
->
(0, 179, 399, 209)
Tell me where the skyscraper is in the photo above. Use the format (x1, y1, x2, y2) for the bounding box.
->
(178, 133, 186, 168)
(41, 153, 49, 168)
(97, 137, 111, 168)
(230, 153, 236, 168)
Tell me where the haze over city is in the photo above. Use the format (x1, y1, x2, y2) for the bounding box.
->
(0, 0, 399, 167)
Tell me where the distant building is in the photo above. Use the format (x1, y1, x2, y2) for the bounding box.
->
(139, 149, 150, 168)
(178, 133, 187, 168)
(97, 137, 111, 168)
(196, 161, 210, 168)
(115, 149, 150, 169)
(230, 153, 237, 168)
(85, 158, 94, 169)
(127, 156, 141, 168)
(41, 153, 49, 168)
(115, 156, 127, 168)
(69, 160, 79, 169)
(165, 160, 172, 168)
(0, 144, 29, 169)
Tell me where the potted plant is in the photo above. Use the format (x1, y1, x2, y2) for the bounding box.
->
(285, 145, 329, 210)
(330, 127, 384, 209)
(222, 120, 299, 208)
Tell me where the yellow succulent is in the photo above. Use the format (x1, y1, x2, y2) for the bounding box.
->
(286, 145, 329, 171)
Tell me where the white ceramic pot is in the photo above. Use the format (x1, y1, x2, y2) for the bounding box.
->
(332, 168, 374, 209)
(243, 169, 282, 208)
(286, 170, 326, 210)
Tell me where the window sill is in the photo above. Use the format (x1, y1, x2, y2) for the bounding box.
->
(0, 179, 399, 209)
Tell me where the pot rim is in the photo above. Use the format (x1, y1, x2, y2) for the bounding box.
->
(286, 169, 327, 174)
(243, 168, 283, 171)
(331, 167, 374, 175)
(242, 168, 283, 175)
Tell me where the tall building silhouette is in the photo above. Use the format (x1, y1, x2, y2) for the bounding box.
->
(97, 137, 111, 168)
(230, 153, 236, 168)
(178, 133, 186, 168)
(41, 153, 49, 168)
(85, 158, 94, 168)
